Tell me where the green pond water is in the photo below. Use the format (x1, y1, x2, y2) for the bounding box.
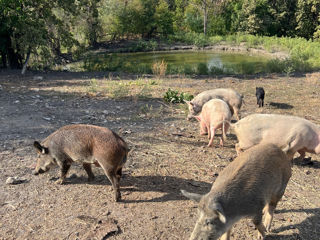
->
(81, 51, 272, 75)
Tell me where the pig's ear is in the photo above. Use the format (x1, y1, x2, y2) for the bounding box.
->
(33, 141, 48, 154)
(213, 202, 226, 223)
(181, 190, 202, 202)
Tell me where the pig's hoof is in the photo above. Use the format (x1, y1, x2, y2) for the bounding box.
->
(87, 176, 95, 182)
(115, 195, 121, 202)
(55, 179, 65, 185)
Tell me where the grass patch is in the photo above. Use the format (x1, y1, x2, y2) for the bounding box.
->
(163, 88, 193, 103)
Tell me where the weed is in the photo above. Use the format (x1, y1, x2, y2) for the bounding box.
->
(113, 85, 130, 98)
(138, 85, 153, 99)
(152, 60, 167, 77)
(163, 88, 193, 103)
(209, 66, 225, 75)
(196, 63, 209, 75)
(88, 78, 99, 92)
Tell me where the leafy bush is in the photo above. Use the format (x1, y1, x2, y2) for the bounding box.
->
(194, 33, 208, 47)
(196, 63, 208, 75)
(209, 66, 225, 75)
(163, 88, 194, 103)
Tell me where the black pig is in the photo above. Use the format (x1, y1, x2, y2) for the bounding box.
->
(256, 87, 265, 107)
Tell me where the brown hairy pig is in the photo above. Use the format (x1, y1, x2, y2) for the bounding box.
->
(185, 88, 243, 121)
(194, 99, 232, 147)
(181, 143, 292, 240)
(33, 124, 129, 202)
(232, 113, 320, 160)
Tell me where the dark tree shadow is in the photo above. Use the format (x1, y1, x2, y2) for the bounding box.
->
(269, 102, 294, 109)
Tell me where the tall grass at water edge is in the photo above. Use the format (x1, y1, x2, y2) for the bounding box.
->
(170, 33, 320, 73)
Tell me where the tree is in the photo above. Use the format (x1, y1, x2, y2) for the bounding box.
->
(155, 0, 174, 36)
(190, 0, 224, 35)
(296, 0, 320, 39)
(0, 0, 77, 71)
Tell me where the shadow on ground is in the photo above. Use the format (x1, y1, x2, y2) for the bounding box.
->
(269, 102, 294, 109)
(60, 174, 211, 203)
(269, 208, 320, 240)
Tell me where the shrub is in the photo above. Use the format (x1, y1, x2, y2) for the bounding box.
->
(163, 88, 193, 103)
(152, 59, 167, 77)
(196, 63, 208, 75)
(209, 66, 225, 75)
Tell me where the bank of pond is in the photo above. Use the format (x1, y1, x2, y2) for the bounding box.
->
(66, 49, 313, 76)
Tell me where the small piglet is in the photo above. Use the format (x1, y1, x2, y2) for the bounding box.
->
(256, 87, 265, 107)
(186, 88, 243, 121)
(33, 124, 129, 202)
(194, 99, 231, 147)
(182, 144, 292, 240)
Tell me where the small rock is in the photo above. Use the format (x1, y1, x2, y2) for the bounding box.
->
(84, 218, 120, 240)
(6, 177, 27, 185)
(14, 100, 20, 103)
(33, 76, 43, 81)
(102, 110, 108, 114)
(124, 129, 132, 134)
(305, 170, 311, 175)
(42, 117, 51, 121)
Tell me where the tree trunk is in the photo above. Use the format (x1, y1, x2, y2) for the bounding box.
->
(203, 4, 207, 35)
(21, 49, 31, 75)
(1, 51, 7, 68)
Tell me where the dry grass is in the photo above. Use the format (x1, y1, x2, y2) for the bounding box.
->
(152, 60, 167, 78)
(305, 72, 320, 85)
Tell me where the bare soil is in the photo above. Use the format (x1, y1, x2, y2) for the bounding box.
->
(0, 70, 319, 240)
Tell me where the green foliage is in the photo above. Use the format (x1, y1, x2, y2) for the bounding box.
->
(0, 0, 78, 69)
(209, 66, 225, 75)
(196, 63, 208, 75)
(3, 0, 320, 72)
(163, 88, 194, 103)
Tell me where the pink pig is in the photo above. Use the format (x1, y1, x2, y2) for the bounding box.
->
(233, 113, 320, 160)
(195, 99, 232, 147)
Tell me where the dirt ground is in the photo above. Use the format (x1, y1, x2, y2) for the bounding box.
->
(0, 70, 319, 240)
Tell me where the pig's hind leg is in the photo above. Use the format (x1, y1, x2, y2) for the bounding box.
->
(263, 197, 278, 232)
(83, 163, 95, 182)
(199, 121, 208, 135)
(208, 127, 216, 147)
(101, 166, 121, 202)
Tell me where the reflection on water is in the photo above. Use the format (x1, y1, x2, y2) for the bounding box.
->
(79, 51, 272, 75)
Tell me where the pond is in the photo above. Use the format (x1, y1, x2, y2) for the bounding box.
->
(79, 50, 274, 75)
